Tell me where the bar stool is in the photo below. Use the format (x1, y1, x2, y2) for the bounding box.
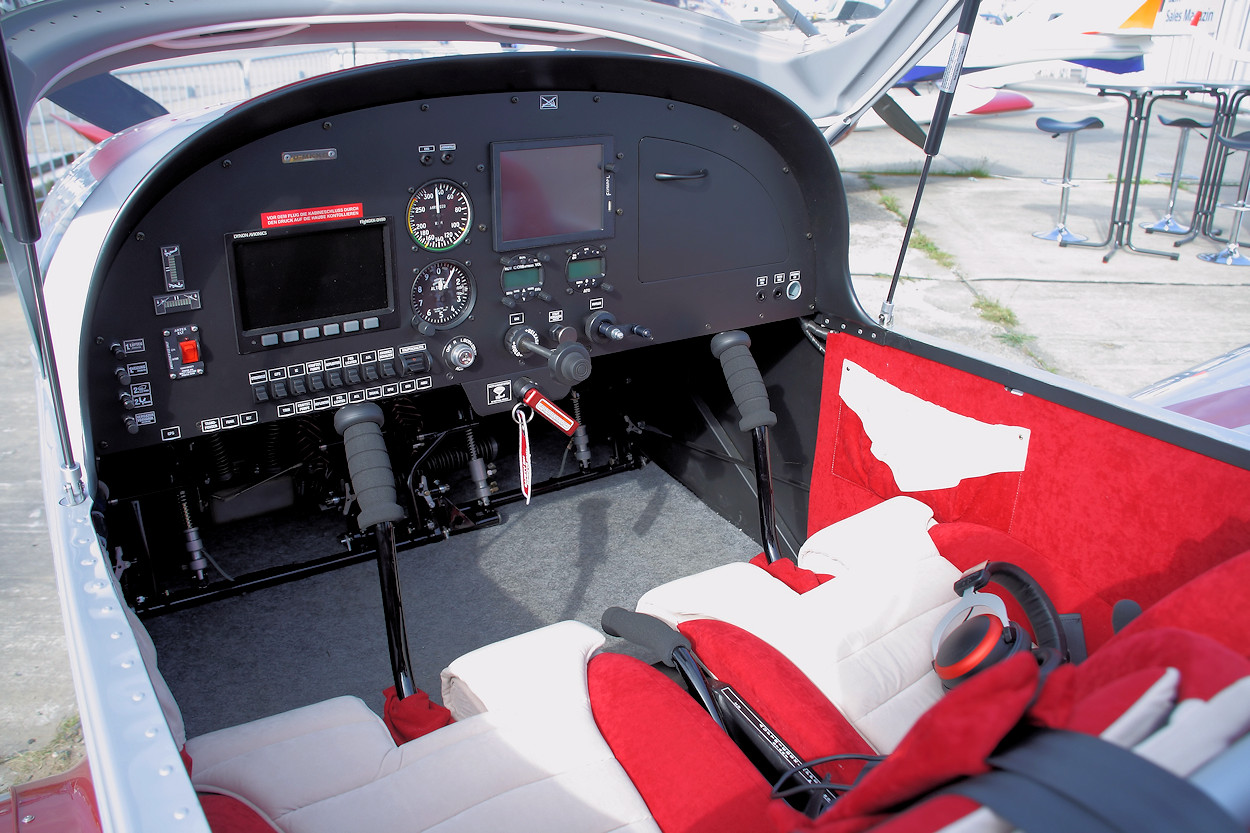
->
(1198, 131, 1250, 266)
(1033, 116, 1104, 243)
(1141, 114, 1212, 234)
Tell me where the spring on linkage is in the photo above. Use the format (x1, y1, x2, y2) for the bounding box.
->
(387, 398, 424, 442)
(206, 432, 233, 483)
(261, 421, 285, 476)
(294, 418, 329, 479)
(176, 489, 194, 528)
(422, 435, 500, 473)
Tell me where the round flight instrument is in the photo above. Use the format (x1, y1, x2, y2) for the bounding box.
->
(407, 180, 472, 251)
(410, 260, 476, 329)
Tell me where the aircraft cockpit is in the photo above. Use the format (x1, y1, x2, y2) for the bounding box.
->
(6, 2, 1250, 832)
(67, 52, 843, 613)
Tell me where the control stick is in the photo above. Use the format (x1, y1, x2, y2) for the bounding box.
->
(334, 403, 415, 699)
(710, 330, 781, 563)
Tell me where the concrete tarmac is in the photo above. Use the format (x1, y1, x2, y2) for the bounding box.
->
(0, 274, 76, 792)
(835, 76, 1250, 396)
(2, 75, 1248, 791)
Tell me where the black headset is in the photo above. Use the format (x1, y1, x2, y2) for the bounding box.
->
(931, 561, 1068, 690)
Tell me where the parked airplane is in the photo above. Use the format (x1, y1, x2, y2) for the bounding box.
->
(853, 0, 1170, 134)
(2, 2, 1248, 832)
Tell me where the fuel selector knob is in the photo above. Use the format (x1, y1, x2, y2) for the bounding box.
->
(443, 337, 478, 371)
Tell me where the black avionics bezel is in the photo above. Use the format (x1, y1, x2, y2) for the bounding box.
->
(225, 216, 399, 354)
(491, 136, 615, 252)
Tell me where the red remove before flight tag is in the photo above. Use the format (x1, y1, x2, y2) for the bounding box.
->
(521, 388, 579, 436)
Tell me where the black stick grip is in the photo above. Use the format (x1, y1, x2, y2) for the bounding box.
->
(710, 331, 776, 432)
(601, 607, 691, 666)
(334, 403, 404, 530)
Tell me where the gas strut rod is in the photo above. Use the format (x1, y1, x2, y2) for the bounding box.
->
(0, 33, 84, 503)
(881, 0, 983, 329)
(711, 331, 781, 563)
(334, 403, 415, 699)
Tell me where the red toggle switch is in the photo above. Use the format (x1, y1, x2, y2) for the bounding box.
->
(179, 339, 200, 364)
(522, 386, 579, 436)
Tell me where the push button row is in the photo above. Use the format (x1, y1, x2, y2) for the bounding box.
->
(252, 352, 429, 403)
(274, 376, 433, 419)
(259, 317, 381, 347)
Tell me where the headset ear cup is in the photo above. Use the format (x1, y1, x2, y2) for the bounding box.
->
(934, 615, 1027, 690)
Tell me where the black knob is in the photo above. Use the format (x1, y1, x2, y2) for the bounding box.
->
(122, 414, 139, 435)
(627, 324, 654, 340)
(114, 366, 131, 386)
(118, 391, 134, 410)
(585, 311, 624, 343)
(550, 340, 592, 386)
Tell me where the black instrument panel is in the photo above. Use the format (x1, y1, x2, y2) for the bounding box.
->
(84, 55, 847, 453)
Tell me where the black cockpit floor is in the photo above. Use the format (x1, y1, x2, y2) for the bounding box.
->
(146, 462, 759, 738)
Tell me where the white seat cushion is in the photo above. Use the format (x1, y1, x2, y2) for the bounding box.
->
(188, 621, 658, 833)
(638, 496, 960, 752)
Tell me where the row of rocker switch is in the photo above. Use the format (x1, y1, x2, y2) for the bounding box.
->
(252, 353, 429, 403)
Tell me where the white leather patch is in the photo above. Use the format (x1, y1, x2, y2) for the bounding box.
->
(1133, 675, 1250, 778)
(190, 623, 659, 833)
(839, 359, 1030, 492)
(641, 497, 960, 752)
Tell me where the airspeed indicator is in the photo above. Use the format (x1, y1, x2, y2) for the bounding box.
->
(407, 180, 472, 251)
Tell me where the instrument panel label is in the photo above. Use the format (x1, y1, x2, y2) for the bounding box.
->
(487, 380, 513, 406)
(261, 203, 364, 229)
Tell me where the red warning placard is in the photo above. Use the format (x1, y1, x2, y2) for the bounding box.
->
(261, 203, 363, 228)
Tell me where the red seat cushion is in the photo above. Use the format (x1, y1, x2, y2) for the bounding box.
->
(588, 651, 798, 833)
(199, 792, 277, 833)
